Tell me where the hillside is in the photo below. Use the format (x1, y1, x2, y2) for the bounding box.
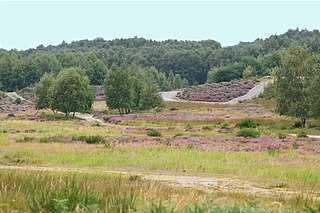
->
(1, 28, 320, 92)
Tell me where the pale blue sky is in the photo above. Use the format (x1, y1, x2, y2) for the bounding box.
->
(1, 1, 319, 50)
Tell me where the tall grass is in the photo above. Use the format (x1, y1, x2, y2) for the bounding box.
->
(1, 170, 317, 212)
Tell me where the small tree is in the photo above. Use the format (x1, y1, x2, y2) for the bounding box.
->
(242, 66, 253, 79)
(35, 73, 55, 112)
(104, 64, 165, 115)
(49, 67, 94, 117)
(104, 65, 135, 115)
(140, 78, 165, 110)
(275, 46, 317, 127)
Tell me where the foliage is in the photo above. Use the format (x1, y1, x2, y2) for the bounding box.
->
(292, 141, 300, 149)
(35, 73, 55, 111)
(1, 29, 320, 91)
(105, 64, 164, 114)
(297, 131, 308, 138)
(258, 82, 276, 100)
(275, 46, 318, 127)
(14, 98, 22, 105)
(49, 67, 95, 116)
(235, 118, 257, 128)
(236, 129, 260, 138)
(147, 130, 162, 137)
(72, 135, 107, 144)
(278, 133, 287, 139)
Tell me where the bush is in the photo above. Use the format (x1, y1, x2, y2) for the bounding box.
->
(278, 133, 287, 139)
(292, 141, 300, 149)
(219, 123, 230, 130)
(235, 118, 257, 128)
(173, 133, 184, 137)
(297, 131, 308, 138)
(15, 98, 22, 104)
(72, 135, 106, 144)
(169, 107, 178, 111)
(259, 83, 276, 99)
(7, 113, 15, 118)
(147, 130, 162, 137)
(236, 129, 260, 138)
(202, 126, 212, 131)
(293, 121, 303, 128)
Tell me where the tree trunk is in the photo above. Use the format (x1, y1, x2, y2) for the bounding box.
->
(301, 118, 307, 128)
(72, 112, 75, 117)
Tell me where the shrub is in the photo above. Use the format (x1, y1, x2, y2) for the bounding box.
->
(15, 98, 22, 104)
(147, 130, 162, 137)
(293, 121, 303, 128)
(297, 131, 308, 138)
(72, 135, 106, 144)
(292, 141, 300, 149)
(235, 118, 257, 128)
(173, 133, 184, 137)
(236, 129, 260, 138)
(267, 149, 279, 157)
(278, 133, 287, 139)
(202, 126, 212, 131)
(7, 113, 15, 118)
(169, 107, 178, 111)
(219, 123, 230, 130)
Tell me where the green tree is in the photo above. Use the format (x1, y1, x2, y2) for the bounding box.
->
(49, 67, 94, 117)
(242, 66, 253, 79)
(275, 46, 317, 127)
(104, 64, 164, 114)
(140, 78, 165, 110)
(104, 65, 135, 114)
(35, 73, 55, 112)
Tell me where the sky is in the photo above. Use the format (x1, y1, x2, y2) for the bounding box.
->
(1, 1, 320, 50)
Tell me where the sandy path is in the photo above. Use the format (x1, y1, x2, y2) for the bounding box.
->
(5, 92, 32, 103)
(0, 165, 315, 197)
(161, 79, 274, 104)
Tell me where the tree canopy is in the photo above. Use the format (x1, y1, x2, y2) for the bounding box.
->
(1, 28, 320, 91)
(275, 45, 319, 127)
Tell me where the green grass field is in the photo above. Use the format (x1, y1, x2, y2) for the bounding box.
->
(0, 100, 320, 212)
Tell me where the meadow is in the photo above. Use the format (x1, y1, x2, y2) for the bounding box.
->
(0, 99, 320, 212)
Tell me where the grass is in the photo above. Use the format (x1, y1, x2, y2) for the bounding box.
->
(1, 100, 320, 212)
(0, 170, 319, 212)
(1, 146, 320, 188)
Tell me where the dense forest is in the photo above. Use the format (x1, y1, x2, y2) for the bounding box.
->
(1, 28, 320, 92)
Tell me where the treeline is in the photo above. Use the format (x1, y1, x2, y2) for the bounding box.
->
(1, 28, 320, 91)
(0, 51, 188, 92)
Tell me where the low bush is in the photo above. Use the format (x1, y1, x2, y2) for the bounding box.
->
(292, 141, 300, 149)
(236, 129, 260, 138)
(219, 123, 230, 130)
(7, 113, 15, 118)
(278, 133, 287, 139)
(292, 121, 303, 128)
(147, 130, 162, 137)
(297, 131, 308, 138)
(169, 107, 178, 111)
(235, 118, 257, 129)
(15, 98, 22, 104)
(72, 135, 107, 144)
(202, 126, 212, 131)
(173, 133, 184, 137)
